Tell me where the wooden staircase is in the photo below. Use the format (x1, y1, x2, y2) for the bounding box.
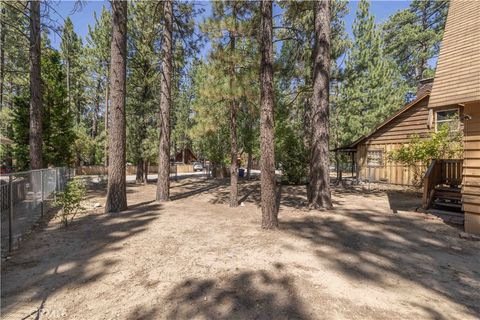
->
(430, 186, 462, 211)
(423, 160, 463, 212)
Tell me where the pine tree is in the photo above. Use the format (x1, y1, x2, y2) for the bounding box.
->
(60, 17, 87, 166)
(127, 1, 161, 184)
(0, 2, 29, 168)
(156, 0, 173, 202)
(0, 5, 5, 111)
(276, 0, 350, 184)
(260, 0, 277, 229)
(29, 0, 43, 169)
(338, 0, 407, 145)
(383, 0, 448, 92)
(105, 0, 128, 213)
(85, 6, 112, 166)
(200, 1, 258, 206)
(308, 0, 333, 209)
(189, 60, 231, 174)
(42, 44, 75, 167)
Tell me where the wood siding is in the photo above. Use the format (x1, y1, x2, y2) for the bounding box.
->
(356, 96, 431, 186)
(463, 102, 480, 233)
(429, 0, 480, 108)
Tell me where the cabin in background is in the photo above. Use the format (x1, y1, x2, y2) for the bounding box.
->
(338, 80, 437, 186)
(174, 147, 198, 164)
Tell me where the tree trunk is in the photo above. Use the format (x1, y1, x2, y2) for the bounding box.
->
(259, 0, 277, 229)
(66, 59, 71, 111)
(29, 0, 43, 170)
(91, 79, 101, 163)
(104, 69, 109, 166)
(246, 151, 252, 180)
(229, 98, 238, 206)
(0, 6, 5, 111)
(308, 0, 333, 209)
(136, 160, 144, 184)
(156, 0, 173, 202)
(144, 160, 149, 184)
(105, 1, 127, 213)
(229, 13, 238, 207)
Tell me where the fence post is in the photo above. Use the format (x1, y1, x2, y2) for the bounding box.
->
(40, 170, 44, 217)
(8, 175, 13, 252)
(54, 168, 58, 201)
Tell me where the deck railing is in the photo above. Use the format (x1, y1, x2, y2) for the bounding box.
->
(422, 159, 463, 209)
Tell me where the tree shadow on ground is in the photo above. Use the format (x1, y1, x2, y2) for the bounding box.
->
(1, 201, 161, 319)
(164, 267, 311, 320)
(170, 179, 226, 201)
(281, 208, 480, 317)
(210, 181, 349, 209)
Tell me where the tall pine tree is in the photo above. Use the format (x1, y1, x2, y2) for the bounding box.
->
(383, 0, 448, 93)
(260, 0, 277, 229)
(201, 1, 258, 206)
(29, 0, 43, 169)
(308, 0, 333, 209)
(338, 0, 407, 145)
(85, 6, 112, 165)
(156, 0, 173, 202)
(105, 1, 128, 213)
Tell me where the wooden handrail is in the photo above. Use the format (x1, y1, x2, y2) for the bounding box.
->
(442, 159, 463, 186)
(422, 159, 463, 209)
(423, 160, 439, 209)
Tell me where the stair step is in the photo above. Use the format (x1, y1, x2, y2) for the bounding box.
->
(433, 201, 462, 210)
(435, 195, 462, 201)
(435, 186, 461, 193)
(433, 190, 462, 199)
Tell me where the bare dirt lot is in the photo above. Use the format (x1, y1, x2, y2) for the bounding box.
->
(2, 177, 480, 319)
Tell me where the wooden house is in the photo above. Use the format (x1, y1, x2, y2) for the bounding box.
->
(338, 81, 436, 186)
(427, 0, 480, 234)
(339, 0, 480, 234)
(174, 147, 198, 164)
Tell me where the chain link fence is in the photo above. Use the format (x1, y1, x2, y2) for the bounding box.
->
(0, 167, 74, 257)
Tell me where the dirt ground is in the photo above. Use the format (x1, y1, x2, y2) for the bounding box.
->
(2, 177, 479, 320)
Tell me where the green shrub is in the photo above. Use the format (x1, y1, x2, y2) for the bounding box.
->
(276, 125, 307, 185)
(55, 178, 86, 226)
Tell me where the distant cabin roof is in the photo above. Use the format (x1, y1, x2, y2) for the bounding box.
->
(335, 91, 431, 152)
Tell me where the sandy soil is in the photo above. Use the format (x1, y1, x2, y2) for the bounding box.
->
(1, 177, 479, 320)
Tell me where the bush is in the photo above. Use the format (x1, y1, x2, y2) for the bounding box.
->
(55, 178, 86, 226)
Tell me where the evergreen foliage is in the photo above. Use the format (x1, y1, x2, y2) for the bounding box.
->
(42, 46, 75, 167)
(383, 0, 449, 94)
(338, 0, 408, 146)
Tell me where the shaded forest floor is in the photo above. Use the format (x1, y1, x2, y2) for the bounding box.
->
(2, 177, 480, 319)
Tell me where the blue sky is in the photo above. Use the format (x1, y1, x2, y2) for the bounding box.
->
(49, 0, 412, 52)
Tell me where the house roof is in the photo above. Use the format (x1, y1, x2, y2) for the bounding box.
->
(335, 91, 431, 152)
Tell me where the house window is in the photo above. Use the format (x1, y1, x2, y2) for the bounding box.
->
(367, 150, 384, 167)
(435, 109, 459, 131)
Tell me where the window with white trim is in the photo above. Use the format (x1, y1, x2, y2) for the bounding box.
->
(367, 150, 384, 167)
